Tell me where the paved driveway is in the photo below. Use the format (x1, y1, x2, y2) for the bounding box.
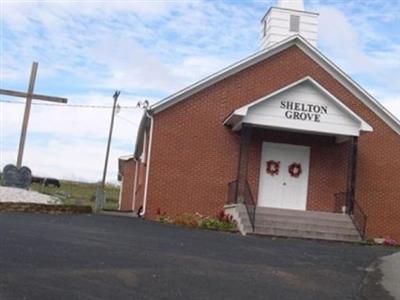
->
(0, 213, 396, 300)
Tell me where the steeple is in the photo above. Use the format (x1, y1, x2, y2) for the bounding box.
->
(260, 0, 318, 49)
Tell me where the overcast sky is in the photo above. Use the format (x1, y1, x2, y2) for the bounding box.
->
(1, 0, 399, 183)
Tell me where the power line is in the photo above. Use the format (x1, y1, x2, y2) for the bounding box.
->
(0, 99, 140, 109)
(116, 114, 139, 126)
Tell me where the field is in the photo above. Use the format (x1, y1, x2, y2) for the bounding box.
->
(30, 180, 120, 210)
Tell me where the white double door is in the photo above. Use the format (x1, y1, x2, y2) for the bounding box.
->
(257, 142, 310, 210)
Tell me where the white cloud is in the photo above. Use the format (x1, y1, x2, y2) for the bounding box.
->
(379, 96, 400, 122)
(316, 4, 400, 115)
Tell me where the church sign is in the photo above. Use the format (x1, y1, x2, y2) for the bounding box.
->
(280, 101, 328, 123)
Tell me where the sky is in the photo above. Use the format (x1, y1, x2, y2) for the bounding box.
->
(1, 0, 399, 183)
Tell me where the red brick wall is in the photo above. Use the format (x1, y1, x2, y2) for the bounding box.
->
(120, 158, 147, 213)
(119, 159, 135, 211)
(145, 46, 400, 240)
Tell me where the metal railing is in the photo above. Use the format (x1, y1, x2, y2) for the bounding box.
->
(227, 180, 256, 231)
(243, 181, 256, 231)
(352, 200, 368, 239)
(334, 191, 367, 239)
(227, 180, 238, 205)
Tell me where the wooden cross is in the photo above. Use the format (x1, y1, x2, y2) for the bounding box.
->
(0, 62, 68, 168)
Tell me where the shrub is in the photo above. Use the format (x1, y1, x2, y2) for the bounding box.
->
(199, 211, 237, 231)
(174, 213, 202, 228)
(216, 210, 234, 223)
(154, 209, 237, 232)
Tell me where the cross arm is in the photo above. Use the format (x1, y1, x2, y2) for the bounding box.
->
(0, 89, 67, 103)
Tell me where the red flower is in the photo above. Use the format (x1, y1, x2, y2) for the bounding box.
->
(266, 160, 280, 176)
(288, 162, 302, 178)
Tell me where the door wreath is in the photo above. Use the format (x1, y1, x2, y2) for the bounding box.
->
(266, 160, 280, 176)
(288, 162, 302, 178)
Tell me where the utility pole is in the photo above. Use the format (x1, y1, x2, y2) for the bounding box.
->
(95, 90, 120, 212)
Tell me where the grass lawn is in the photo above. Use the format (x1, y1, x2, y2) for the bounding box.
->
(30, 180, 120, 210)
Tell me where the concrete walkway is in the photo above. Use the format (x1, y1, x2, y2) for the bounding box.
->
(381, 252, 400, 299)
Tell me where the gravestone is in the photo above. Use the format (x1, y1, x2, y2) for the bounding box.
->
(1, 164, 32, 189)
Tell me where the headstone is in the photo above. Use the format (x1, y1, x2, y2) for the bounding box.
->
(1, 164, 32, 189)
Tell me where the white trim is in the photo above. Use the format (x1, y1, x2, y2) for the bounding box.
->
(119, 155, 134, 161)
(140, 111, 154, 217)
(224, 76, 372, 136)
(150, 35, 400, 135)
(118, 177, 123, 210)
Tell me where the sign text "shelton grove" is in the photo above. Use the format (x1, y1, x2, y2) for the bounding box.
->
(280, 101, 328, 123)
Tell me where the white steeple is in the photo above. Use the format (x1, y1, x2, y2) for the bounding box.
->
(260, 0, 318, 49)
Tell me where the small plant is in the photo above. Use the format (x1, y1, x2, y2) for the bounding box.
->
(153, 209, 237, 232)
(174, 213, 202, 228)
(199, 210, 237, 232)
(383, 236, 398, 246)
(216, 210, 234, 223)
(155, 208, 172, 224)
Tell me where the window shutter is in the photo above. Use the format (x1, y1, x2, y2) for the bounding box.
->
(290, 15, 300, 32)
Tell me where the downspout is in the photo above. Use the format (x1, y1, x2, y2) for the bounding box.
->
(118, 178, 123, 210)
(140, 110, 154, 217)
(131, 158, 139, 212)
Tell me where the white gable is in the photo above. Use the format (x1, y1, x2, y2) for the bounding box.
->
(225, 77, 372, 137)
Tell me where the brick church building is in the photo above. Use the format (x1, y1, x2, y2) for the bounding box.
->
(118, 0, 400, 242)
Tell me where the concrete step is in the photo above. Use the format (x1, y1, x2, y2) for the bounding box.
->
(249, 227, 362, 242)
(255, 216, 355, 228)
(250, 220, 359, 235)
(239, 212, 354, 228)
(243, 223, 359, 237)
(226, 204, 362, 242)
(237, 206, 350, 220)
(255, 207, 350, 220)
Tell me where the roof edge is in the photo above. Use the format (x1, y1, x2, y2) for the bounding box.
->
(151, 35, 299, 114)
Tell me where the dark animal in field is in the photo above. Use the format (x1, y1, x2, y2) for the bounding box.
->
(31, 176, 61, 188)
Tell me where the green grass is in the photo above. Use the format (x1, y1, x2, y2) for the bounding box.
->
(30, 180, 120, 210)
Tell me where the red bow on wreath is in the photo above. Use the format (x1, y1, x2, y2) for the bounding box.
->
(266, 160, 280, 176)
(288, 162, 302, 178)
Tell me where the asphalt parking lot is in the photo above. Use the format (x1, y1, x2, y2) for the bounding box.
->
(0, 213, 396, 300)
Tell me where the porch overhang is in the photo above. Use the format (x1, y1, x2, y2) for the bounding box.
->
(223, 77, 373, 137)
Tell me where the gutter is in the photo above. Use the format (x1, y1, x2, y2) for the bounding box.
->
(131, 158, 139, 212)
(140, 109, 154, 217)
(118, 179, 123, 210)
